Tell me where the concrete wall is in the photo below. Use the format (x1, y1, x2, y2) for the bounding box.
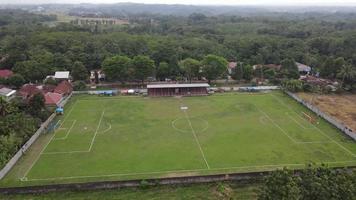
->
(285, 91, 356, 141)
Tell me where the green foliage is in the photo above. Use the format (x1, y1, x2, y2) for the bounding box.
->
(280, 59, 300, 79)
(73, 81, 87, 91)
(179, 58, 201, 82)
(71, 61, 88, 81)
(132, 55, 155, 83)
(6, 74, 25, 88)
(259, 165, 356, 200)
(102, 55, 132, 83)
(201, 54, 228, 83)
(258, 168, 301, 200)
(156, 61, 170, 81)
(0, 97, 39, 167)
(44, 77, 58, 86)
(282, 79, 303, 92)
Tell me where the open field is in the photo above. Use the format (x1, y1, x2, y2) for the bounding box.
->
(297, 92, 356, 132)
(1, 91, 356, 187)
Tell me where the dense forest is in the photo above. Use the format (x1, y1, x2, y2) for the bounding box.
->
(0, 8, 355, 89)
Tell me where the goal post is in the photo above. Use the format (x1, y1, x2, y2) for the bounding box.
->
(302, 111, 318, 124)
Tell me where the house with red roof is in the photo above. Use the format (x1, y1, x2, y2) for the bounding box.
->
(0, 69, 13, 79)
(18, 84, 43, 100)
(54, 80, 73, 96)
(44, 92, 63, 106)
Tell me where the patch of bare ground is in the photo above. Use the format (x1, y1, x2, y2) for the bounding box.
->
(297, 93, 356, 132)
(161, 171, 201, 178)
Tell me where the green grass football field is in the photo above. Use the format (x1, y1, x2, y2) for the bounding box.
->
(2, 91, 356, 186)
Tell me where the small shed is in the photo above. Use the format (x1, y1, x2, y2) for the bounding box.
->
(54, 71, 70, 80)
(0, 87, 16, 101)
(147, 83, 210, 97)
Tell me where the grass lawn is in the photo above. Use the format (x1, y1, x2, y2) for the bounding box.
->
(1, 91, 355, 187)
(0, 182, 259, 200)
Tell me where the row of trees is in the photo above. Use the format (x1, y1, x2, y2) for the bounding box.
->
(0, 93, 49, 167)
(1, 10, 356, 89)
(258, 165, 356, 200)
(102, 54, 228, 83)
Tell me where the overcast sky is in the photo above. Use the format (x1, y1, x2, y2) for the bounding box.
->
(1, 0, 356, 6)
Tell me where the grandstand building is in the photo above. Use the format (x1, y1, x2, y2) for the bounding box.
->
(147, 83, 210, 97)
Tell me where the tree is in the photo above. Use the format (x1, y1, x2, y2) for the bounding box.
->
(156, 62, 170, 81)
(102, 55, 132, 83)
(27, 93, 45, 119)
(337, 64, 356, 88)
(282, 79, 303, 92)
(13, 60, 47, 82)
(71, 61, 88, 81)
(6, 74, 25, 88)
(0, 97, 16, 117)
(179, 58, 201, 83)
(258, 168, 301, 200)
(201, 55, 228, 83)
(132, 55, 155, 84)
(242, 65, 253, 81)
(280, 58, 299, 79)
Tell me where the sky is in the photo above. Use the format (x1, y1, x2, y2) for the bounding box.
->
(1, 0, 356, 6)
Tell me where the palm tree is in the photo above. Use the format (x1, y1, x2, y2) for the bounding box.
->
(0, 97, 15, 117)
(337, 64, 356, 88)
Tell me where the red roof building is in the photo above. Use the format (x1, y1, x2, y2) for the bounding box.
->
(44, 92, 63, 106)
(19, 84, 43, 99)
(0, 69, 13, 79)
(54, 80, 73, 95)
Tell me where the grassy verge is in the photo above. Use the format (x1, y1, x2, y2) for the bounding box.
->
(0, 182, 259, 200)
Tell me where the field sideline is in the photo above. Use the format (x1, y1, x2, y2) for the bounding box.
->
(1, 91, 355, 187)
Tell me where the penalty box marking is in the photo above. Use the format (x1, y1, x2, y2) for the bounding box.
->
(53, 120, 77, 141)
(21, 100, 79, 179)
(256, 106, 332, 144)
(41, 110, 105, 155)
(270, 94, 356, 158)
(21, 160, 356, 182)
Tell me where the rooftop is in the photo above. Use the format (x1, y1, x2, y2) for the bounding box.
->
(54, 71, 70, 79)
(147, 83, 210, 89)
(0, 87, 16, 97)
(0, 69, 13, 78)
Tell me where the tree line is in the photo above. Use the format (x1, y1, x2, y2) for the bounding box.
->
(0, 10, 355, 90)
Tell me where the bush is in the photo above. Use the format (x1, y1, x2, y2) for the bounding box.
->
(73, 81, 87, 91)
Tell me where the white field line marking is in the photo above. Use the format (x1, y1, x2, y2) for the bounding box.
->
(271, 94, 356, 158)
(22, 131, 57, 179)
(22, 100, 78, 179)
(21, 160, 356, 182)
(98, 123, 112, 134)
(42, 150, 89, 155)
(286, 113, 309, 129)
(53, 120, 77, 140)
(183, 110, 210, 169)
(42, 110, 106, 155)
(88, 110, 105, 152)
(257, 107, 298, 143)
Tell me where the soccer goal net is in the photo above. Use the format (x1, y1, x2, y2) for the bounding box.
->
(302, 111, 318, 124)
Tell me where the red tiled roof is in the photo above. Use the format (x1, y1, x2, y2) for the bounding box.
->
(54, 80, 73, 95)
(44, 92, 62, 106)
(42, 85, 56, 93)
(19, 84, 43, 99)
(0, 69, 13, 78)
